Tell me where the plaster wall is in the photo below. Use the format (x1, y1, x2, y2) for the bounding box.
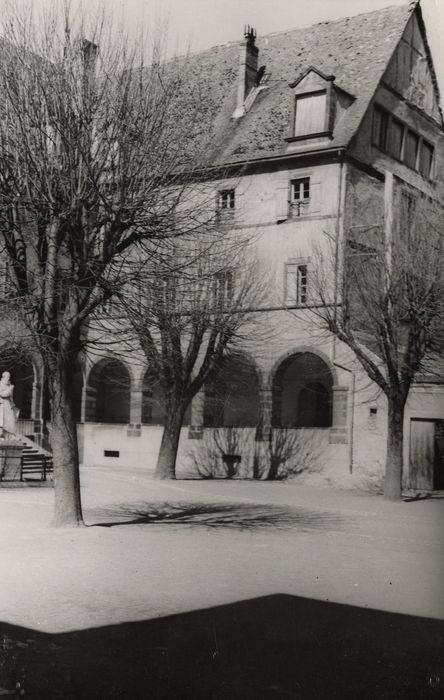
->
(210, 162, 342, 310)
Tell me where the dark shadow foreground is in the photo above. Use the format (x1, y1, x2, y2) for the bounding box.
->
(89, 501, 346, 531)
(1, 595, 443, 699)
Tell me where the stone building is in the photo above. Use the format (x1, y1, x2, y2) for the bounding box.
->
(4, 1, 444, 488)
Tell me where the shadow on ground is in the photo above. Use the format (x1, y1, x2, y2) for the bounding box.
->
(88, 501, 346, 531)
(0, 595, 443, 699)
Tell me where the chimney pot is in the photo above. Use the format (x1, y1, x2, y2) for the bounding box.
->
(233, 25, 259, 118)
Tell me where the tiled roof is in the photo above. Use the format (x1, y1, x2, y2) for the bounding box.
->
(184, 2, 416, 166)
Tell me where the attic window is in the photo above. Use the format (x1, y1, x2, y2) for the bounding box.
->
(372, 106, 389, 150)
(419, 141, 434, 178)
(372, 104, 435, 179)
(294, 91, 327, 137)
(389, 118, 404, 160)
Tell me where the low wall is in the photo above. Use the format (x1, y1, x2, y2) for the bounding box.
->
(80, 424, 193, 475)
(78, 423, 352, 484)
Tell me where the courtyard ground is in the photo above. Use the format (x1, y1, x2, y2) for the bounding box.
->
(0, 466, 443, 698)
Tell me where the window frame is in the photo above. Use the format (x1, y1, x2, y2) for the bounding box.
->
(294, 90, 328, 138)
(419, 139, 434, 178)
(213, 269, 234, 309)
(371, 103, 435, 179)
(404, 129, 419, 170)
(290, 177, 311, 217)
(388, 117, 405, 161)
(287, 89, 331, 142)
(372, 105, 389, 150)
(284, 260, 310, 306)
(218, 189, 235, 211)
(0, 258, 12, 300)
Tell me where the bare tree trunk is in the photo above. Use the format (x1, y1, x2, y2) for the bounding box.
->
(50, 363, 84, 527)
(266, 457, 281, 481)
(384, 397, 405, 501)
(154, 403, 186, 479)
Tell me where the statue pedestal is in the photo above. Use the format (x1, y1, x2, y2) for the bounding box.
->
(0, 441, 23, 481)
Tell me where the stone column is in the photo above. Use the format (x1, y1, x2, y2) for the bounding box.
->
(257, 387, 273, 441)
(188, 390, 205, 439)
(80, 384, 87, 424)
(128, 383, 143, 437)
(330, 385, 349, 444)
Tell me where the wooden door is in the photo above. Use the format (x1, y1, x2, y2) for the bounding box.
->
(434, 422, 444, 490)
(409, 419, 435, 490)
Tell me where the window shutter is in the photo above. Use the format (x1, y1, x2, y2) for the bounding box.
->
(294, 93, 327, 136)
(285, 264, 297, 304)
(309, 181, 322, 214)
(0, 258, 8, 298)
(276, 180, 289, 222)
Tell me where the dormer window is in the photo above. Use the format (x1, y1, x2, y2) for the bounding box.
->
(294, 91, 327, 137)
(286, 67, 353, 145)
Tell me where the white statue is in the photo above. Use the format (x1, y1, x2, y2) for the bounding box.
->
(0, 371, 19, 437)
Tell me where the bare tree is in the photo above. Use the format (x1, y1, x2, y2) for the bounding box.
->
(115, 230, 268, 479)
(0, 4, 218, 525)
(311, 175, 444, 500)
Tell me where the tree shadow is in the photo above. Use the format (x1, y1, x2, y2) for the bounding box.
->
(1, 594, 443, 699)
(88, 501, 346, 531)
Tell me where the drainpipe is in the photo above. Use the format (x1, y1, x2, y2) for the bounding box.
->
(332, 155, 346, 364)
(334, 361, 355, 474)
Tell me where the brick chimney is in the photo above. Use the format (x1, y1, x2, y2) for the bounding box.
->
(232, 26, 258, 119)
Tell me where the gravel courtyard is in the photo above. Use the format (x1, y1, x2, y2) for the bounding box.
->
(0, 467, 443, 698)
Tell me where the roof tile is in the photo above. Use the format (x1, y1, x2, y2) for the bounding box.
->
(185, 3, 415, 165)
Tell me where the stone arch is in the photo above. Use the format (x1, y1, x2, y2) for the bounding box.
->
(271, 350, 334, 428)
(268, 346, 338, 389)
(203, 352, 261, 427)
(85, 357, 131, 424)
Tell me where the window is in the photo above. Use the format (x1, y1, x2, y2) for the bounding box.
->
(218, 189, 235, 211)
(372, 106, 434, 179)
(0, 258, 11, 300)
(294, 92, 327, 137)
(286, 262, 308, 305)
(372, 106, 389, 149)
(388, 118, 404, 160)
(290, 177, 310, 216)
(419, 140, 434, 178)
(404, 130, 419, 170)
(213, 269, 234, 308)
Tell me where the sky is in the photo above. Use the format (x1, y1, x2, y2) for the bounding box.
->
(101, 0, 444, 99)
(5, 0, 444, 100)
